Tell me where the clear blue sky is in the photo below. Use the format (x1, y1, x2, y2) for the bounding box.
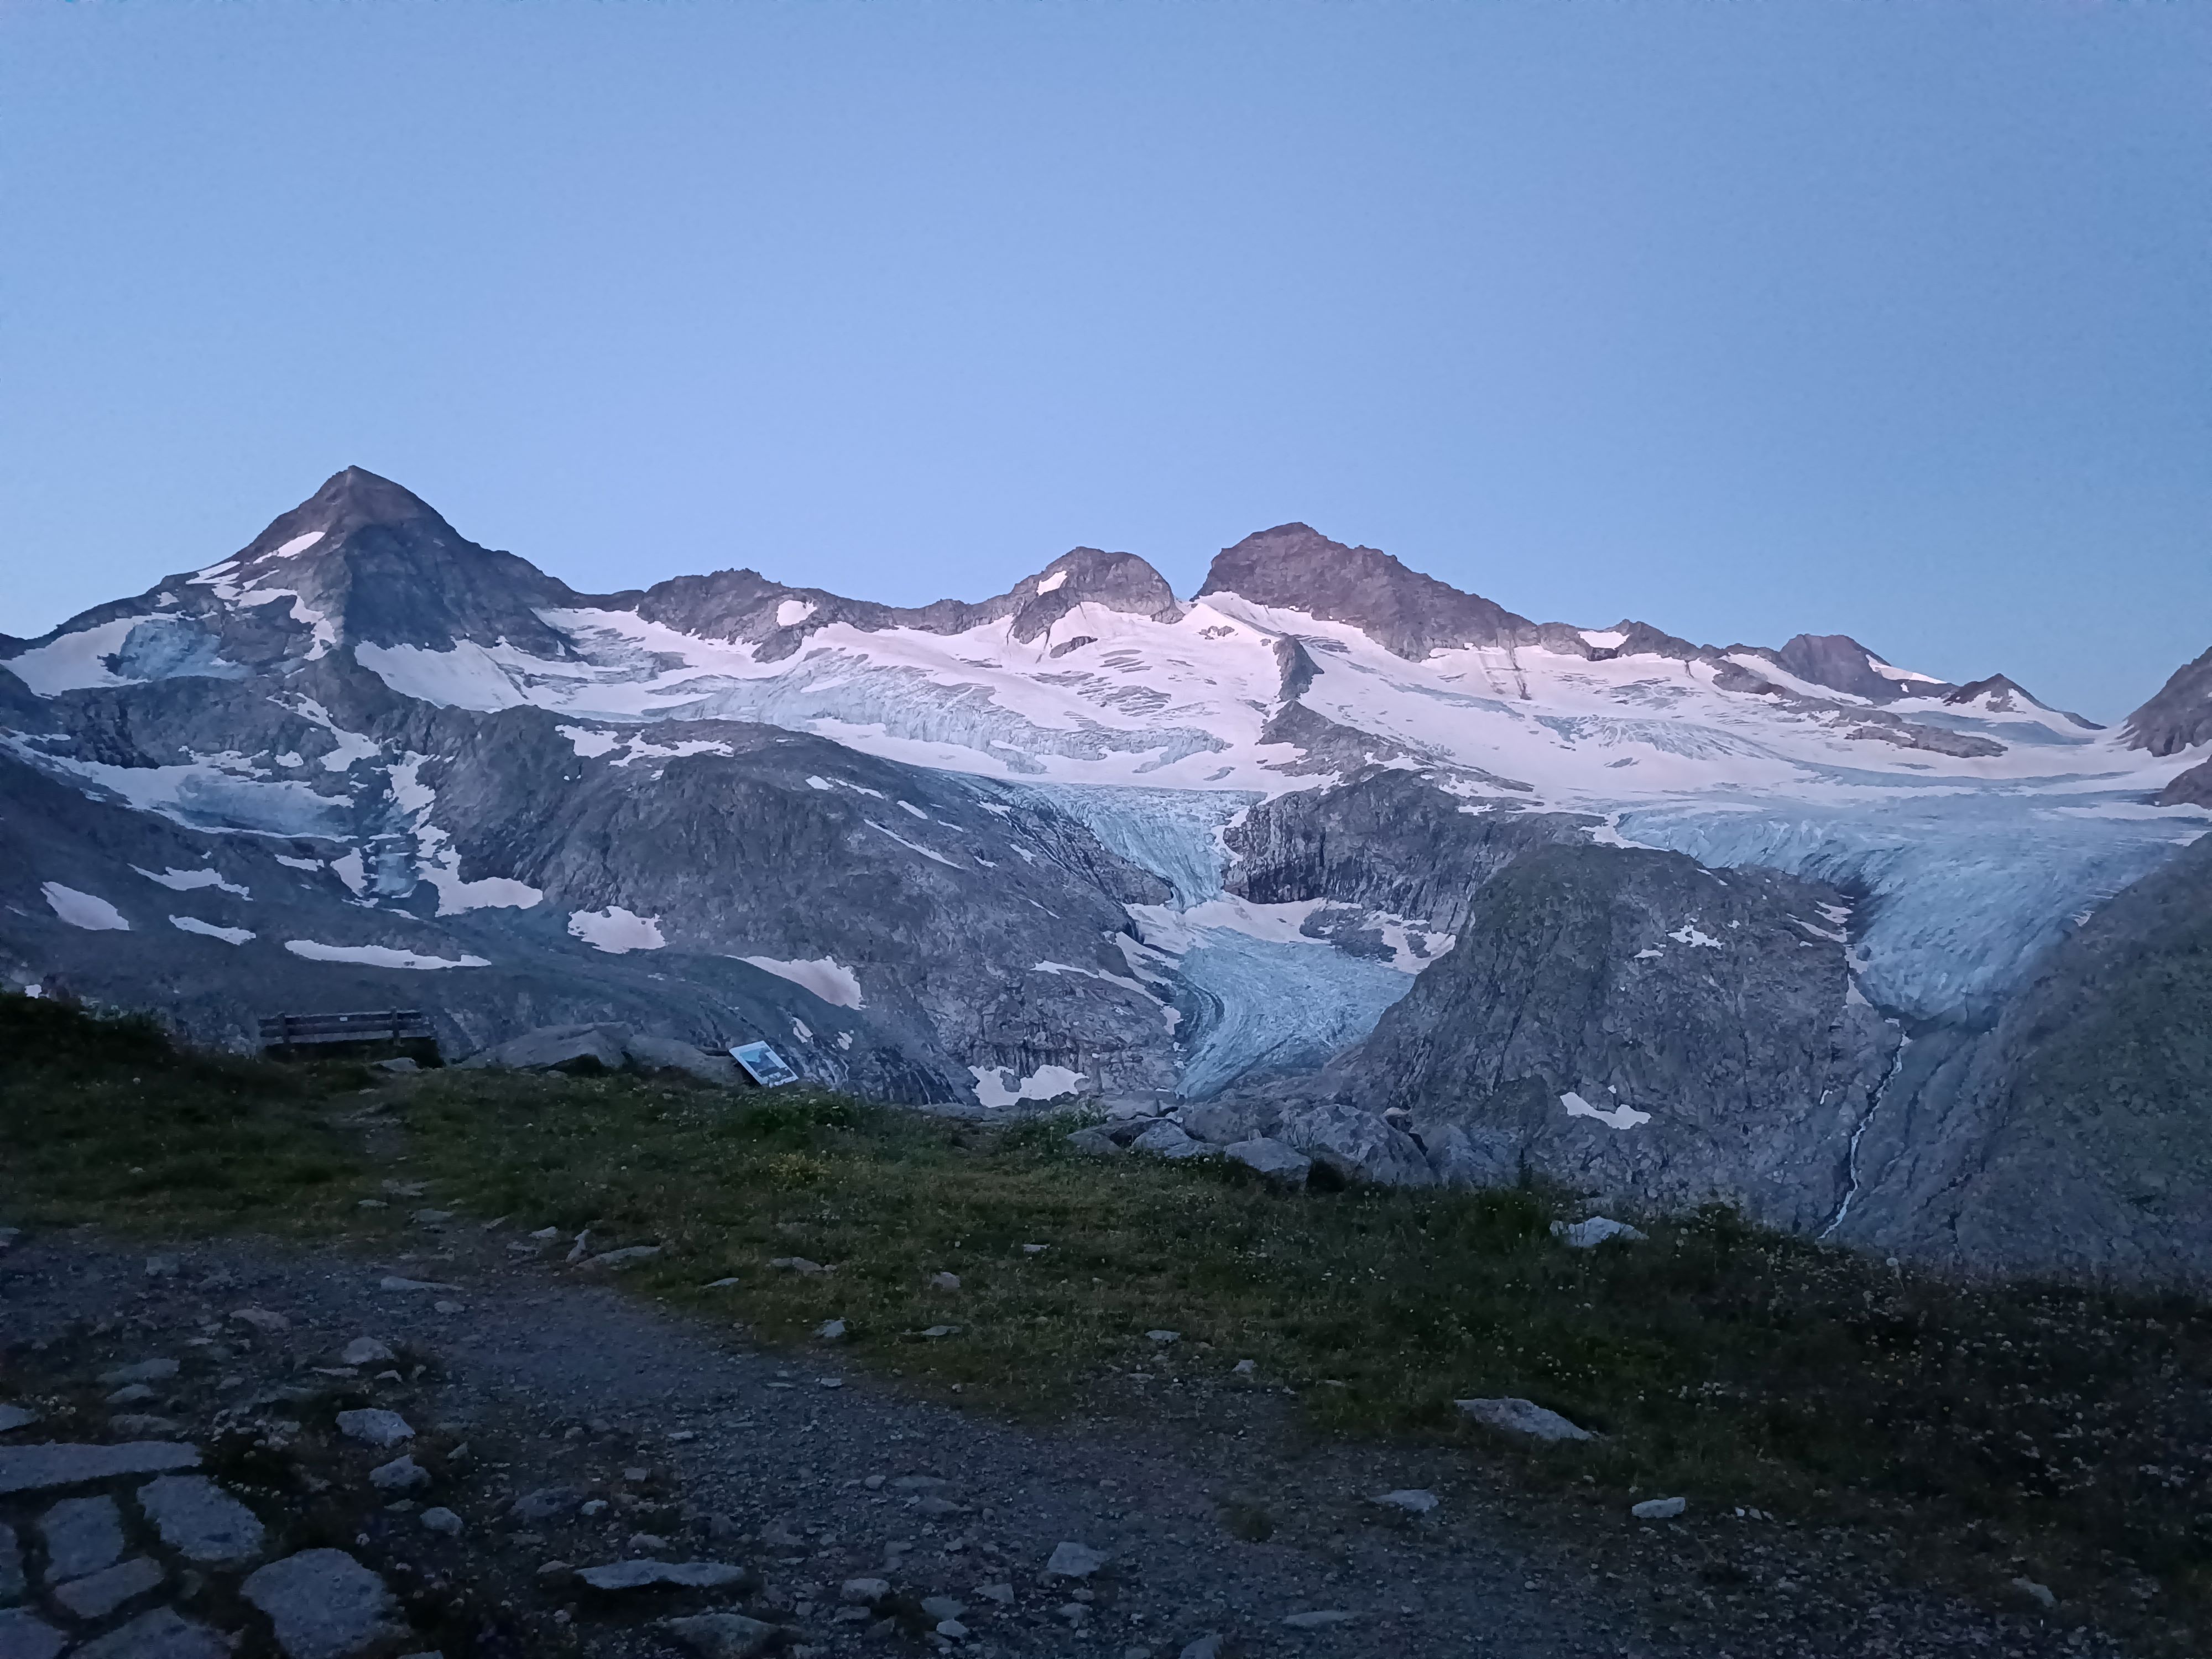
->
(4, 3, 2207, 719)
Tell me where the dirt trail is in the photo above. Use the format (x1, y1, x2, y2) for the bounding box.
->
(0, 1208, 2125, 1659)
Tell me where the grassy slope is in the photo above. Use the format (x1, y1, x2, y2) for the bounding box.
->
(2, 990, 2207, 1647)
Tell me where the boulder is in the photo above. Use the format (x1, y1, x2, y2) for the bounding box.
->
(1179, 1099, 1274, 1144)
(623, 1032, 742, 1085)
(1418, 1121, 1519, 1188)
(1224, 1138, 1311, 1185)
(575, 1559, 755, 1592)
(137, 1475, 265, 1564)
(1277, 1102, 1436, 1187)
(1454, 1396, 1595, 1443)
(1552, 1217, 1647, 1249)
(458, 1023, 630, 1074)
(51, 1556, 163, 1620)
(1130, 1122, 1216, 1160)
(240, 1550, 406, 1659)
(1063, 1127, 1123, 1157)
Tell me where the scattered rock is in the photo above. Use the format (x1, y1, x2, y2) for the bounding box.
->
(576, 1559, 754, 1592)
(144, 1255, 181, 1278)
(340, 1338, 394, 1368)
(1177, 1637, 1222, 1659)
(816, 1318, 846, 1341)
(0, 1608, 68, 1659)
(419, 1507, 463, 1536)
(105, 1384, 158, 1407)
(458, 1023, 629, 1076)
(0, 1442, 197, 1496)
(919, 1326, 960, 1340)
(74, 1606, 226, 1659)
(432, 1300, 465, 1315)
(1230, 1359, 1256, 1376)
(97, 1359, 179, 1387)
(1224, 1138, 1312, 1185)
(1631, 1496, 1687, 1521)
(51, 1555, 164, 1620)
(377, 1277, 456, 1293)
(1373, 1489, 1438, 1514)
(1454, 1397, 1595, 1443)
(1282, 1609, 1358, 1629)
(1131, 1121, 1215, 1160)
(0, 1407, 38, 1434)
(39, 1494, 126, 1578)
(1064, 1127, 1123, 1157)
(108, 1415, 181, 1437)
(1551, 1217, 1648, 1249)
(661, 1611, 782, 1658)
(1145, 1330, 1180, 1345)
(584, 1246, 664, 1270)
(920, 1595, 965, 1620)
(768, 1257, 827, 1275)
(373, 1057, 419, 1074)
(2012, 1577, 2058, 1610)
(1276, 1102, 1435, 1187)
(334, 1409, 414, 1449)
(1045, 1541, 1106, 1578)
(137, 1474, 267, 1564)
(841, 1577, 891, 1605)
(242, 1548, 406, 1659)
(410, 1209, 454, 1228)
(509, 1486, 585, 1522)
(369, 1455, 431, 1494)
(977, 1583, 1014, 1605)
(928, 1271, 962, 1291)
(231, 1307, 291, 1334)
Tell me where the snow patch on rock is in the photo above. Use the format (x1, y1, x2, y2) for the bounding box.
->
(43, 883, 129, 931)
(740, 954, 865, 1008)
(568, 907, 666, 953)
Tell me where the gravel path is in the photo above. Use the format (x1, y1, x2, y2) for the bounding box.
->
(0, 1216, 2125, 1659)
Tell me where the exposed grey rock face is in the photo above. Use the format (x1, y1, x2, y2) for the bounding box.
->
(2157, 757, 2212, 807)
(1332, 843, 1895, 1234)
(1834, 829, 2212, 1279)
(1771, 633, 1954, 703)
(241, 1549, 405, 1659)
(1277, 1102, 1436, 1188)
(2122, 643, 2212, 755)
(0, 1522, 20, 1605)
(1199, 523, 1545, 661)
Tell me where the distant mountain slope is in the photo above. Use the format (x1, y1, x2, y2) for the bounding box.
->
(5, 468, 2209, 1276)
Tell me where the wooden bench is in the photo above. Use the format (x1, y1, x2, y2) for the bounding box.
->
(259, 1009, 437, 1059)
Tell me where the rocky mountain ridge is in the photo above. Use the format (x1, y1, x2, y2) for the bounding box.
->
(4, 468, 2209, 1278)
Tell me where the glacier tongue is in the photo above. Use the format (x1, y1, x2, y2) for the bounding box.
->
(995, 781, 1254, 905)
(1618, 789, 2206, 1020)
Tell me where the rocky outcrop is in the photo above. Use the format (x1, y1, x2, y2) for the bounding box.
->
(2122, 644, 2212, 755)
(1323, 843, 1897, 1234)
(1832, 829, 2212, 1281)
(2157, 758, 2212, 807)
(1198, 523, 1547, 661)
